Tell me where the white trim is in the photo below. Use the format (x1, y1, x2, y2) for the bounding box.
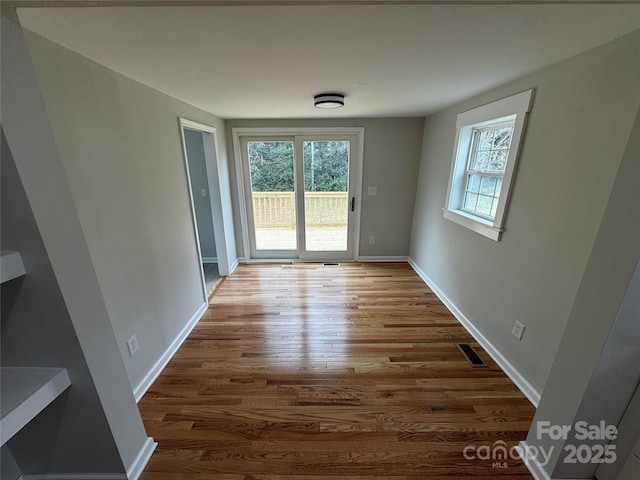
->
(133, 302, 207, 402)
(242, 258, 294, 264)
(456, 90, 534, 127)
(232, 127, 366, 136)
(408, 257, 541, 407)
(202, 256, 218, 263)
(357, 256, 408, 262)
(179, 118, 216, 133)
(178, 119, 213, 301)
(518, 441, 551, 480)
(229, 257, 239, 274)
(443, 208, 502, 241)
(126, 436, 157, 480)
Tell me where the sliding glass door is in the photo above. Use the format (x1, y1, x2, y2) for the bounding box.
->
(240, 134, 358, 261)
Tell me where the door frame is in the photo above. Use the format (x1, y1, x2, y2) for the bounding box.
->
(232, 127, 364, 262)
(179, 118, 231, 296)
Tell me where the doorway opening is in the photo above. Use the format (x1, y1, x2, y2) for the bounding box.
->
(180, 118, 230, 299)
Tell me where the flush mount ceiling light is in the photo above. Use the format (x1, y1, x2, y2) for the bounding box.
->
(314, 93, 344, 109)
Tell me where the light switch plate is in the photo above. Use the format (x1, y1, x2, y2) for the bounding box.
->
(127, 334, 139, 356)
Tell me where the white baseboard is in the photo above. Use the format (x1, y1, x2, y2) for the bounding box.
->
(202, 257, 218, 263)
(242, 259, 294, 264)
(408, 257, 541, 407)
(357, 256, 408, 262)
(507, 441, 595, 480)
(126, 436, 157, 480)
(518, 441, 551, 480)
(229, 257, 239, 274)
(236, 257, 409, 265)
(133, 302, 207, 402)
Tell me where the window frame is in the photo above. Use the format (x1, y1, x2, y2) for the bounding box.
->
(443, 89, 534, 241)
(460, 120, 514, 220)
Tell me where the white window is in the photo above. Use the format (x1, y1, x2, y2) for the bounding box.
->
(444, 90, 533, 241)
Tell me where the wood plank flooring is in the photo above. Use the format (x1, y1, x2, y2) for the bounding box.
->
(139, 263, 534, 479)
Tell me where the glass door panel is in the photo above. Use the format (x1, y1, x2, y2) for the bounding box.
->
(243, 138, 297, 259)
(302, 140, 350, 252)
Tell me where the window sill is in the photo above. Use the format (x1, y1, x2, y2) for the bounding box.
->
(443, 208, 503, 241)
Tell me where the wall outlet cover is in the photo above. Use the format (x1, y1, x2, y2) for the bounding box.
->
(512, 321, 525, 341)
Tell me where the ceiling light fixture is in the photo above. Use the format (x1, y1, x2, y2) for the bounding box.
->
(314, 93, 344, 109)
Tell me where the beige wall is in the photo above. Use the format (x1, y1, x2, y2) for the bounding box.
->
(409, 29, 640, 395)
(24, 31, 230, 392)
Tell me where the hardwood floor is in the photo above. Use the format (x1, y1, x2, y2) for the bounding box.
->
(139, 263, 534, 479)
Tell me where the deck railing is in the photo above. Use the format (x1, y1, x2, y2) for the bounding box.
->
(252, 192, 348, 228)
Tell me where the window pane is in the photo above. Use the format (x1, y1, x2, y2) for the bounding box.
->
(463, 174, 503, 220)
(488, 150, 508, 173)
(479, 176, 497, 196)
(303, 140, 350, 252)
(472, 151, 490, 171)
(471, 125, 514, 173)
(247, 141, 296, 250)
(468, 174, 481, 193)
(477, 195, 493, 216)
(494, 128, 513, 149)
(464, 192, 478, 211)
(464, 123, 515, 219)
(478, 129, 494, 151)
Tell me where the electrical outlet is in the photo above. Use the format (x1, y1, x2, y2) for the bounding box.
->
(201, 188, 207, 197)
(512, 321, 525, 341)
(369, 236, 376, 244)
(127, 334, 139, 356)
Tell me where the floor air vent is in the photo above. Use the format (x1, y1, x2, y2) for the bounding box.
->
(323, 263, 340, 267)
(456, 343, 487, 367)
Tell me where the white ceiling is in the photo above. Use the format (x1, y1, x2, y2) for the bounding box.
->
(18, 3, 640, 119)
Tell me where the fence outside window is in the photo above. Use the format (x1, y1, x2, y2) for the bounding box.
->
(252, 192, 348, 228)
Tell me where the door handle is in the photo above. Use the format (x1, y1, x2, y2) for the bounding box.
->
(350, 197, 355, 212)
